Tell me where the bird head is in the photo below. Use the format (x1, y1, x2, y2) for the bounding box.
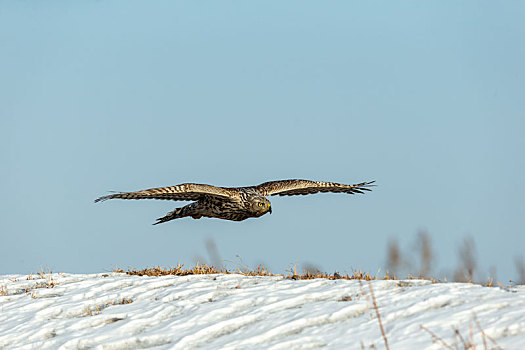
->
(251, 197, 272, 216)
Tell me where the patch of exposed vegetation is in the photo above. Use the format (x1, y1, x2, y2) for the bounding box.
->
(116, 263, 385, 281)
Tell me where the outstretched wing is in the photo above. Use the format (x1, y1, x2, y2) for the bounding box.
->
(95, 183, 239, 203)
(255, 179, 375, 197)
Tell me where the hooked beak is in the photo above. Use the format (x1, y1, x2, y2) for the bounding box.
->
(268, 205, 272, 214)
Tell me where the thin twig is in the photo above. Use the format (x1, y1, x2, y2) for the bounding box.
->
(454, 328, 469, 349)
(368, 282, 390, 350)
(469, 323, 474, 349)
(472, 313, 503, 350)
(420, 325, 453, 350)
(472, 313, 487, 350)
(484, 334, 504, 350)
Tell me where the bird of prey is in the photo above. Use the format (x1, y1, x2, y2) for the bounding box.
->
(95, 179, 375, 224)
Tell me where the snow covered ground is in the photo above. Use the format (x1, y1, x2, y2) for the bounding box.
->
(1, 272, 524, 349)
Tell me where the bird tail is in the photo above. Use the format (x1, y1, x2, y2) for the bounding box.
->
(153, 203, 201, 225)
(153, 207, 187, 225)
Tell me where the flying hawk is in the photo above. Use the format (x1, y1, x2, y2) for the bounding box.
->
(95, 179, 375, 224)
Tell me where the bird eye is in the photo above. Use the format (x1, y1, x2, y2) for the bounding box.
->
(258, 203, 263, 207)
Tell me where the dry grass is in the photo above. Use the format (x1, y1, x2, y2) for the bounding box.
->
(117, 263, 227, 277)
(386, 231, 434, 279)
(366, 281, 390, 350)
(116, 263, 383, 281)
(357, 279, 503, 350)
(385, 232, 524, 287)
(84, 298, 133, 317)
(420, 312, 503, 350)
(453, 237, 477, 283)
(116, 234, 522, 286)
(0, 268, 61, 298)
(26, 266, 57, 288)
(115, 262, 508, 287)
(35, 268, 56, 287)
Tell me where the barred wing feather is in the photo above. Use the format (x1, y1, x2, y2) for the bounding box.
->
(255, 179, 375, 197)
(95, 183, 238, 203)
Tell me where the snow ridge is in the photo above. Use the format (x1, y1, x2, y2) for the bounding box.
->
(1, 273, 524, 349)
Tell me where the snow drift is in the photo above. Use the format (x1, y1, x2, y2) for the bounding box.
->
(1, 273, 524, 349)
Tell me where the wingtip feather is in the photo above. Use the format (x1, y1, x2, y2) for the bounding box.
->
(94, 195, 111, 203)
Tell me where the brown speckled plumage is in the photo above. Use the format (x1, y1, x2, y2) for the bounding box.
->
(95, 179, 375, 224)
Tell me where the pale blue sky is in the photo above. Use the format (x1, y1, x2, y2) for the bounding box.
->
(1, 1, 524, 282)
